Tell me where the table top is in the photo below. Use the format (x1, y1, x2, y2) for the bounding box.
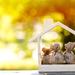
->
(0, 70, 39, 75)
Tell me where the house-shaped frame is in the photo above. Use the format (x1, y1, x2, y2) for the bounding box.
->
(37, 22, 75, 73)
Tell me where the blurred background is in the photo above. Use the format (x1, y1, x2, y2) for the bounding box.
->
(0, 0, 75, 70)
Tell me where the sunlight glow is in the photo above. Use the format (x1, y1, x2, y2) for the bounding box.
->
(0, 48, 18, 62)
(42, 31, 59, 41)
(1, 15, 12, 28)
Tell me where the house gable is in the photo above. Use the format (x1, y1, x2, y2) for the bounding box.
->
(40, 22, 75, 37)
(30, 22, 75, 42)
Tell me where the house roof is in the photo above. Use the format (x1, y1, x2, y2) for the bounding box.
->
(30, 22, 75, 42)
(40, 22, 75, 36)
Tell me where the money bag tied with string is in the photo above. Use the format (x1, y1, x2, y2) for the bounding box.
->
(64, 42, 75, 64)
(50, 43, 65, 64)
(41, 48, 51, 64)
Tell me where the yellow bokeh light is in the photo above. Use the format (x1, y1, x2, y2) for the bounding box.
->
(1, 15, 12, 28)
(42, 31, 59, 41)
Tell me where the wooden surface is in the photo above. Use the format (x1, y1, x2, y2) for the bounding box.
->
(39, 71, 75, 75)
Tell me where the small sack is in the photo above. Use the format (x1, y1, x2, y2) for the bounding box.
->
(42, 55, 50, 64)
(50, 51, 65, 64)
(64, 51, 75, 64)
